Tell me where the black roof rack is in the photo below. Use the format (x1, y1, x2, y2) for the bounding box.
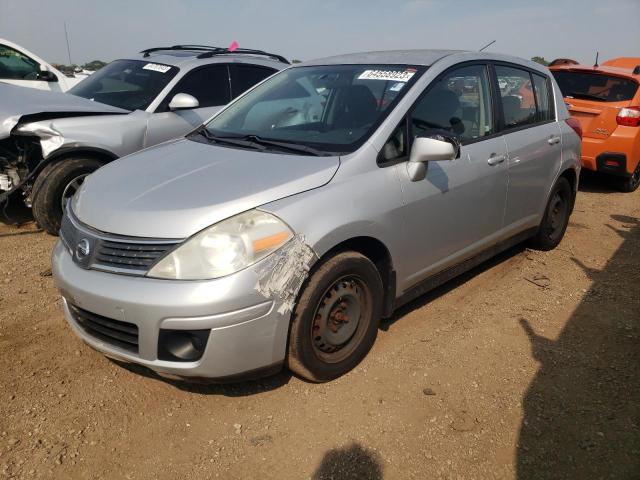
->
(140, 45, 289, 64)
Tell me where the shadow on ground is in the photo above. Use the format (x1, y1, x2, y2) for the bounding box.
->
(111, 359, 292, 397)
(517, 215, 640, 479)
(312, 443, 383, 480)
(0, 196, 37, 231)
(577, 169, 623, 194)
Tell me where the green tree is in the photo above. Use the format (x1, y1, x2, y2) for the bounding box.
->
(531, 56, 549, 66)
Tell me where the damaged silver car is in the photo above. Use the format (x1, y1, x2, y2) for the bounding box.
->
(52, 50, 581, 382)
(0, 45, 287, 233)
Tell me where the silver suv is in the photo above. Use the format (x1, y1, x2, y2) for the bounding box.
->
(0, 45, 287, 233)
(52, 50, 581, 382)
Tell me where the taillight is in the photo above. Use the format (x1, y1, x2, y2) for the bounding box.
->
(616, 106, 640, 127)
(565, 117, 582, 138)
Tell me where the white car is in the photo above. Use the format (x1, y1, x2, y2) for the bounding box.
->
(0, 38, 82, 92)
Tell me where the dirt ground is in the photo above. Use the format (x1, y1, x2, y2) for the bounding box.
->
(0, 171, 638, 480)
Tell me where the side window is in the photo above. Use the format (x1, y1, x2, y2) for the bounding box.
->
(166, 65, 230, 110)
(532, 73, 554, 122)
(229, 65, 276, 99)
(495, 65, 537, 129)
(0, 44, 39, 80)
(411, 64, 494, 145)
(380, 64, 495, 163)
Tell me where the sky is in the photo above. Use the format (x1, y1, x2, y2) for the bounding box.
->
(1, 0, 638, 66)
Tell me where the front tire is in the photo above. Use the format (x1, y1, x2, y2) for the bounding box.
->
(31, 158, 103, 235)
(529, 177, 572, 251)
(287, 251, 383, 382)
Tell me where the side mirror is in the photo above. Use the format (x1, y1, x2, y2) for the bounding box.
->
(168, 93, 199, 111)
(37, 65, 58, 82)
(407, 136, 459, 181)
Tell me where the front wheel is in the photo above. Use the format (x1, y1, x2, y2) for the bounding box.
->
(287, 251, 383, 382)
(618, 162, 640, 193)
(31, 158, 103, 235)
(529, 177, 572, 251)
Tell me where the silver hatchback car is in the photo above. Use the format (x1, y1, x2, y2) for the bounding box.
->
(52, 50, 581, 382)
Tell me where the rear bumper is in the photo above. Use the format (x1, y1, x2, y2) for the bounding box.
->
(580, 127, 639, 175)
(595, 152, 629, 177)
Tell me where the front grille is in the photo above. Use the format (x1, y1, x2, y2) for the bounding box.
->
(60, 208, 182, 276)
(95, 240, 175, 271)
(69, 304, 139, 353)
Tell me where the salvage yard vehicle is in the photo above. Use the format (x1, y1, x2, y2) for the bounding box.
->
(0, 38, 83, 92)
(550, 58, 640, 192)
(0, 45, 288, 233)
(52, 50, 581, 383)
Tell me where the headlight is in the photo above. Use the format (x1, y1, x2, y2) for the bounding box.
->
(147, 210, 293, 280)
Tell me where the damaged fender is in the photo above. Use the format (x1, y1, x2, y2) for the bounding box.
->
(254, 234, 318, 314)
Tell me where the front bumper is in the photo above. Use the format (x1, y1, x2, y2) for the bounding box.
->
(51, 241, 291, 380)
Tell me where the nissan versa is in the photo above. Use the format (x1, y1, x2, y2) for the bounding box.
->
(52, 50, 582, 382)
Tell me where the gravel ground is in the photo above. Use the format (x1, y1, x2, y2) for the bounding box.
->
(0, 172, 638, 480)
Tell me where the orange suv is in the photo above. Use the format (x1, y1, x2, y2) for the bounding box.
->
(550, 57, 640, 192)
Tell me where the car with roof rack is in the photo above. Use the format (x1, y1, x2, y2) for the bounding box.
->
(0, 45, 288, 233)
(550, 57, 640, 192)
(52, 49, 581, 383)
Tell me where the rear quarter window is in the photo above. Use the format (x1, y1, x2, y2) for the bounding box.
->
(552, 71, 638, 102)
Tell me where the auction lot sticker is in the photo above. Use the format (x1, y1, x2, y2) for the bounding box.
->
(143, 63, 172, 73)
(358, 69, 416, 82)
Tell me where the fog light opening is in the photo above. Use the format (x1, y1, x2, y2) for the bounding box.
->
(158, 329, 210, 362)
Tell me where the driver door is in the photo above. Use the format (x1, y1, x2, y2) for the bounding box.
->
(387, 63, 509, 290)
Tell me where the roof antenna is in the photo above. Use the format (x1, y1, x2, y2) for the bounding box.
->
(593, 51, 599, 68)
(479, 40, 496, 52)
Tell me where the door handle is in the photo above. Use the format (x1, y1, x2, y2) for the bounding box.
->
(548, 136, 561, 145)
(487, 154, 506, 166)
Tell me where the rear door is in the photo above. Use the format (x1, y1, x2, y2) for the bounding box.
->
(145, 64, 231, 147)
(495, 64, 562, 230)
(228, 64, 277, 99)
(551, 69, 638, 140)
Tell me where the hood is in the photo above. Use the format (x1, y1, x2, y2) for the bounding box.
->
(73, 138, 340, 238)
(0, 83, 127, 140)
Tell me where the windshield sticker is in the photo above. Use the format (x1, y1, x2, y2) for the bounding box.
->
(389, 82, 406, 92)
(143, 63, 172, 73)
(358, 69, 416, 82)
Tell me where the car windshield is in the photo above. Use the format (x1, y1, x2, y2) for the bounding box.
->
(552, 70, 639, 102)
(203, 64, 425, 154)
(68, 59, 179, 111)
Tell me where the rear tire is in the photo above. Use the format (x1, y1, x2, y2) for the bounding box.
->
(31, 157, 103, 235)
(618, 162, 640, 193)
(287, 251, 383, 382)
(529, 177, 572, 251)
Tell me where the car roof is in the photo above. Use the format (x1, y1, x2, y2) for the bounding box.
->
(297, 49, 551, 73)
(124, 45, 289, 70)
(300, 49, 464, 66)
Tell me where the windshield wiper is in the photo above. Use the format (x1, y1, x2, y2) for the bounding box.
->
(566, 92, 605, 102)
(196, 129, 266, 151)
(241, 135, 330, 157)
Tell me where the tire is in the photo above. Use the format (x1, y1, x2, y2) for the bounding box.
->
(618, 162, 640, 193)
(529, 177, 573, 251)
(287, 251, 384, 382)
(31, 157, 103, 235)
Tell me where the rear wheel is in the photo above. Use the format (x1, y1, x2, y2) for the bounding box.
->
(287, 251, 383, 382)
(529, 177, 572, 251)
(31, 157, 103, 235)
(618, 162, 640, 193)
